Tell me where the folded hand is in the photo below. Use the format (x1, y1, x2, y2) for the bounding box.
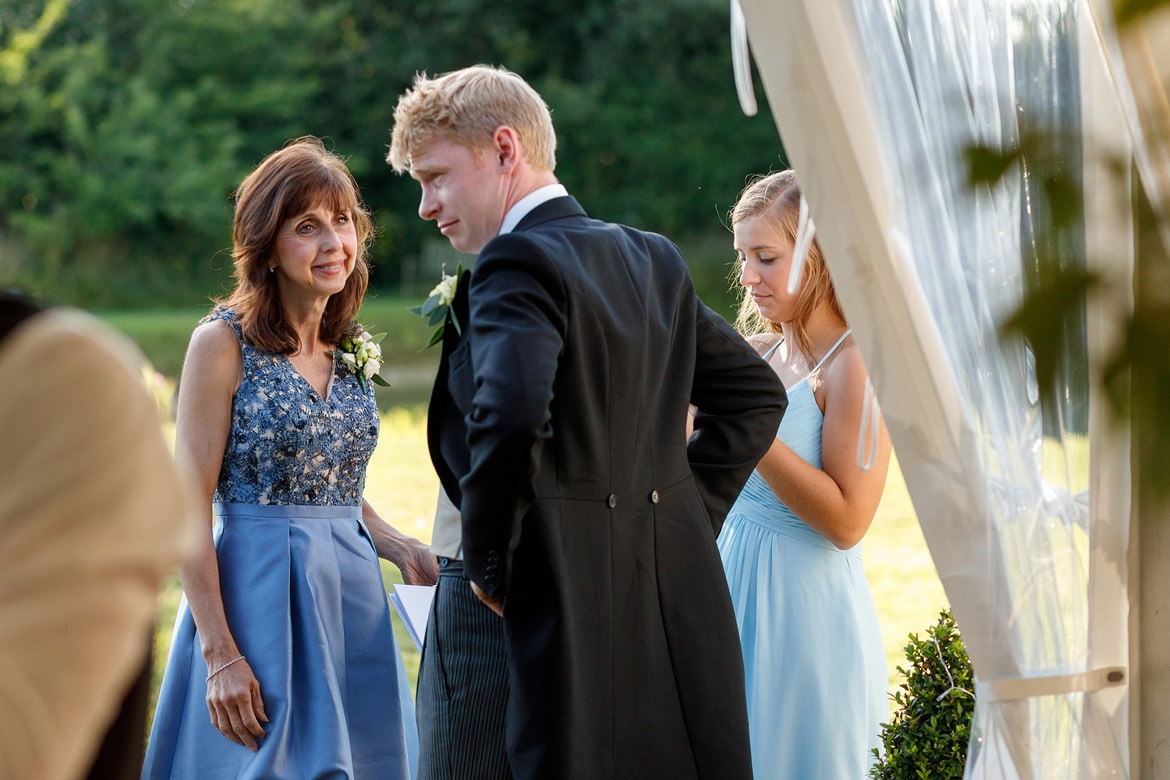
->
(398, 541, 440, 585)
(206, 659, 268, 751)
(470, 580, 504, 617)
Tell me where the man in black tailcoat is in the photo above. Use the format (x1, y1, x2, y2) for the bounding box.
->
(388, 64, 786, 780)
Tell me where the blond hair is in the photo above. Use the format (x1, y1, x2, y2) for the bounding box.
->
(730, 170, 843, 366)
(387, 64, 556, 173)
(214, 136, 372, 353)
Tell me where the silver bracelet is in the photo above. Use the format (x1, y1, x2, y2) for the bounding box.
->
(206, 655, 246, 682)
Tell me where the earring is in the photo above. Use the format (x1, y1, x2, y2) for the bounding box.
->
(267, 264, 276, 274)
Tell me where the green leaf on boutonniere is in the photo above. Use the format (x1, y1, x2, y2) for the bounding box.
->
(410, 263, 462, 348)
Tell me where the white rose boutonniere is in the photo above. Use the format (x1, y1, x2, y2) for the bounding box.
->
(410, 263, 462, 348)
(338, 329, 390, 391)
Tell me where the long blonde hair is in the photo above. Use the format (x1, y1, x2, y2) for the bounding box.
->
(730, 170, 843, 365)
(214, 136, 373, 353)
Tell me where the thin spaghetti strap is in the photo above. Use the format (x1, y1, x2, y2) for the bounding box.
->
(810, 328, 853, 374)
(761, 337, 783, 360)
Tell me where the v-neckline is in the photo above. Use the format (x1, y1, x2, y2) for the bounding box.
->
(284, 351, 337, 403)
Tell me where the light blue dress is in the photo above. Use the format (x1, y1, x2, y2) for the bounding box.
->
(143, 310, 417, 780)
(717, 331, 887, 779)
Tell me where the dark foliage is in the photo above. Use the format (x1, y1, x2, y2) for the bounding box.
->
(0, 0, 782, 307)
(871, 609, 975, 780)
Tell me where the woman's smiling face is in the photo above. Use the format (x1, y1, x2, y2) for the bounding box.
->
(271, 203, 357, 300)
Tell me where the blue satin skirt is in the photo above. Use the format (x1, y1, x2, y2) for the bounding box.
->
(143, 503, 417, 779)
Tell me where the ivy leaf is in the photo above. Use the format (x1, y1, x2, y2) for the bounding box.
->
(964, 144, 1019, 187)
(1114, 0, 1170, 25)
(1001, 265, 1101, 392)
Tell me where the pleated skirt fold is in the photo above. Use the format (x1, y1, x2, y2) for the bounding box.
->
(143, 503, 416, 780)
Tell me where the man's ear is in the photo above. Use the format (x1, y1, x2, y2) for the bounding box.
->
(492, 126, 521, 171)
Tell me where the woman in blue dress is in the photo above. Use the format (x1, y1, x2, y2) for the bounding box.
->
(717, 170, 892, 778)
(143, 137, 438, 779)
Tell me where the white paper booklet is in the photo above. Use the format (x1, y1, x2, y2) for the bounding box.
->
(389, 583, 436, 652)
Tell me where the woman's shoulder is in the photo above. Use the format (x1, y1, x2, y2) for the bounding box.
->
(193, 307, 242, 343)
(745, 331, 782, 357)
(186, 315, 243, 367)
(179, 318, 244, 398)
(819, 337, 871, 399)
(200, 306, 237, 327)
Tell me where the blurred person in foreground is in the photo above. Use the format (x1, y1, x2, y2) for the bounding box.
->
(0, 292, 197, 780)
(717, 170, 891, 778)
(387, 64, 786, 779)
(142, 137, 437, 779)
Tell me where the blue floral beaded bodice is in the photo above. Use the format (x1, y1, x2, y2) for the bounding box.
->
(212, 310, 378, 506)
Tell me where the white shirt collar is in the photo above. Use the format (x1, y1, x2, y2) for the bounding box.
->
(499, 183, 569, 236)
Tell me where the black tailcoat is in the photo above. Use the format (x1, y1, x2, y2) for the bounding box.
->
(427, 196, 786, 779)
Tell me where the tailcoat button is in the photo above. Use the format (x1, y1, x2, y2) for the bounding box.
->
(607, 494, 617, 508)
(649, 490, 660, 504)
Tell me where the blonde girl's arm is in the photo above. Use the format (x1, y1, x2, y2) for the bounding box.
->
(754, 346, 891, 549)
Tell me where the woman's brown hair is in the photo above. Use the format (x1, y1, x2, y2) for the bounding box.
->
(212, 136, 373, 353)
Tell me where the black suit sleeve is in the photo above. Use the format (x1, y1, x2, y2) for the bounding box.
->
(687, 299, 788, 533)
(459, 234, 566, 600)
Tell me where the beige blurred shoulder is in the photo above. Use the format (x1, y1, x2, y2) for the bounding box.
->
(0, 308, 199, 780)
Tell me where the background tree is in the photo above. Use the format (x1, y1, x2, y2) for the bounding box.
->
(0, 0, 783, 310)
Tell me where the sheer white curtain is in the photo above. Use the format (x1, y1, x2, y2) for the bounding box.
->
(733, 0, 1130, 775)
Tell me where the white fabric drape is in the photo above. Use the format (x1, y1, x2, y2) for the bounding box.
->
(733, 0, 1132, 775)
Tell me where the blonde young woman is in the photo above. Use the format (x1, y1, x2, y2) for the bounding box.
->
(718, 170, 891, 778)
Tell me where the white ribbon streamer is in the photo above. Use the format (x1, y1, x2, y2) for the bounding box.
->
(856, 377, 881, 471)
(730, 0, 758, 117)
(789, 194, 816, 294)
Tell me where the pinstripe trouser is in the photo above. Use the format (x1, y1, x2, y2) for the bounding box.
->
(417, 557, 513, 780)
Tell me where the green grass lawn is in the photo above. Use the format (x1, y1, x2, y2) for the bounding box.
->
(865, 454, 950, 695)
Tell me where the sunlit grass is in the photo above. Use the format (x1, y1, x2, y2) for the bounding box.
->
(863, 453, 949, 697)
(365, 404, 439, 543)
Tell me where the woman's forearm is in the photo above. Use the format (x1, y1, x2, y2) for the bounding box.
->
(179, 527, 241, 664)
(754, 438, 873, 549)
